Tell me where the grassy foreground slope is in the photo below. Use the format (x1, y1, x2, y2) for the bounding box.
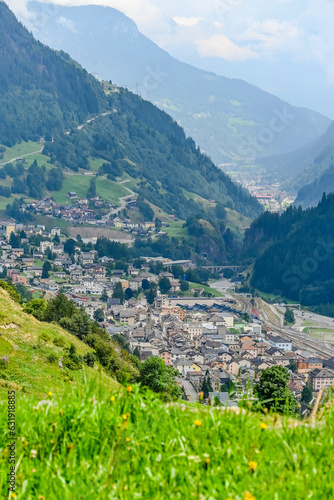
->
(0, 288, 117, 398)
(0, 384, 333, 499)
(0, 290, 333, 499)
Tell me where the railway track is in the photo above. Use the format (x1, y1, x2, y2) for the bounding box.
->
(271, 327, 334, 360)
(236, 295, 334, 360)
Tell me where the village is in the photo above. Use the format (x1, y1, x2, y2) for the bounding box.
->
(0, 218, 334, 409)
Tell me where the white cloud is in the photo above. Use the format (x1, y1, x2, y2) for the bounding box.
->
(56, 16, 77, 32)
(234, 19, 300, 57)
(173, 16, 201, 27)
(196, 34, 259, 61)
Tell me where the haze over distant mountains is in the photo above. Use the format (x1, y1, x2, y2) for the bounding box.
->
(260, 121, 334, 185)
(18, 2, 330, 167)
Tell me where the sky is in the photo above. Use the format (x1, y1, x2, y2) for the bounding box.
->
(7, 0, 334, 118)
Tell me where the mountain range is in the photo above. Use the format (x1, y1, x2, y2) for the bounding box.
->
(16, 2, 330, 167)
(0, 1, 262, 266)
(260, 121, 334, 183)
(258, 119, 334, 208)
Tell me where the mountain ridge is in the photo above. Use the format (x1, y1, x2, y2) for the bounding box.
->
(0, 1, 262, 261)
(260, 120, 334, 187)
(18, 1, 331, 166)
(0, 2, 107, 146)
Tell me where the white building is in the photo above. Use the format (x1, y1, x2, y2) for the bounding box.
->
(268, 335, 292, 352)
(40, 241, 54, 253)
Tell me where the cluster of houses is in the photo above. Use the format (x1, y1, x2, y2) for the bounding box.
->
(106, 298, 334, 402)
(1, 220, 334, 403)
(25, 196, 114, 226)
(17, 195, 174, 236)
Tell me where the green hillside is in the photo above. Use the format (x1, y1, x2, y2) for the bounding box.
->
(0, 280, 333, 499)
(42, 89, 261, 219)
(0, 378, 333, 498)
(0, 2, 262, 229)
(0, 288, 118, 398)
(244, 193, 334, 316)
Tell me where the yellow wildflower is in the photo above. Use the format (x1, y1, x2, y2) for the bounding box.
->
(260, 423, 268, 430)
(48, 391, 53, 397)
(126, 437, 131, 442)
(244, 492, 256, 500)
(68, 444, 74, 450)
(127, 386, 133, 393)
(110, 396, 115, 403)
(248, 461, 257, 471)
(205, 458, 210, 464)
(194, 420, 202, 427)
(122, 414, 128, 420)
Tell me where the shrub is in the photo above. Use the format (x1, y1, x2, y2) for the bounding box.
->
(62, 343, 83, 370)
(0, 356, 9, 369)
(47, 353, 58, 364)
(0, 280, 21, 303)
(23, 299, 48, 321)
(53, 337, 66, 348)
(62, 354, 82, 371)
(83, 352, 96, 368)
(39, 333, 51, 343)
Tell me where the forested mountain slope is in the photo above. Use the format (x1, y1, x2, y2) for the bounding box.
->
(244, 193, 334, 315)
(0, 2, 261, 222)
(44, 88, 262, 219)
(0, 2, 106, 146)
(18, 2, 330, 165)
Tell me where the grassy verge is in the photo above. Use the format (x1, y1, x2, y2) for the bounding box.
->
(0, 384, 333, 499)
(163, 220, 188, 239)
(32, 215, 70, 233)
(95, 177, 130, 206)
(189, 282, 224, 298)
(258, 291, 297, 305)
(0, 141, 42, 165)
(302, 328, 334, 344)
(51, 175, 92, 204)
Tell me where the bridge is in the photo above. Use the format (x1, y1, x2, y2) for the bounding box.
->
(202, 265, 243, 274)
